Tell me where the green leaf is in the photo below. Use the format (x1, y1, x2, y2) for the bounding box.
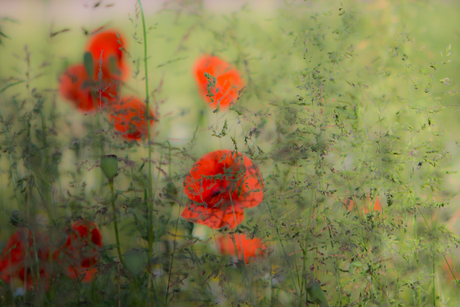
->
(306, 279, 329, 307)
(1, 80, 24, 93)
(83, 51, 94, 81)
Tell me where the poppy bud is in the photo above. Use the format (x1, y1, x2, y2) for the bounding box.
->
(101, 155, 118, 181)
(306, 279, 329, 307)
(10, 210, 27, 228)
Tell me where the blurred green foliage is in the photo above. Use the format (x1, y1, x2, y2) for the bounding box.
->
(0, 0, 460, 306)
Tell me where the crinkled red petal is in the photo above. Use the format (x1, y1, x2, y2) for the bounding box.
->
(108, 96, 154, 140)
(181, 203, 245, 230)
(193, 55, 245, 109)
(218, 234, 266, 263)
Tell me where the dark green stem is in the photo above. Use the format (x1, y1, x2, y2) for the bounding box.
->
(109, 181, 131, 278)
(136, 1, 154, 304)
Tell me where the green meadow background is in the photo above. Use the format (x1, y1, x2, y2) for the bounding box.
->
(1, 0, 460, 305)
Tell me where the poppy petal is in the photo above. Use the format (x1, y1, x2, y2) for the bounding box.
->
(67, 265, 98, 283)
(181, 203, 245, 230)
(193, 55, 245, 109)
(218, 234, 266, 263)
(59, 65, 94, 111)
(59, 64, 119, 112)
(108, 96, 154, 140)
(86, 30, 129, 80)
(62, 220, 103, 282)
(0, 230, 52, 290)
(345, 195, 382, 214)
(184, 150, 263, 209)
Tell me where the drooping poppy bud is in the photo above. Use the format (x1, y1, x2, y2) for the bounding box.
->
(10, 210, 27, 228)
(306, 279, 330, 307)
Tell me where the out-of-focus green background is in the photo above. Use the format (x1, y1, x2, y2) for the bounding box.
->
(2, 0, 460, 304)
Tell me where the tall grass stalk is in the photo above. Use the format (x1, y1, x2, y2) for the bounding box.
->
(229, 192, 256, 305)
(109, 179, 133, 291)
(28, 226, 43, 296)
(0, 100, 21, 209)
(165, 201, 181, 304)
(152, 152, 163, 303)
(264, 198, 300, 300)
(135, 1, 155, 304)
(325, 217, 343, 307)
(1, 0, 460, 305)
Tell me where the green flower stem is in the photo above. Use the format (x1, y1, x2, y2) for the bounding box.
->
(136, 1, 155, 304)
(416, 206, 460, 288)
(325, 217, 342, 307)
(165, 201, 181, 305)
(228, 192, 256, 306)
(255, 169, 300, 299)
(432, 249, 436, 306)
(110, 180, 127, 273)
(24, 241, 36, 297)
(28, 227, 43, 294)
(109, 180, 140, 293)
(0, 100, 21, 209)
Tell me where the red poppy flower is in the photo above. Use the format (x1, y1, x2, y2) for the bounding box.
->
(86, 30, 129, 80)
(59, 64, 118, 112)
(62, 220, 102, 282)
(0, 229, 51, 290)
(193, 55, 245, 109)
(218, 234, 266, 263)
(182, 150, 263, 229)
(108, 96, 154, 141)
(345, 196, 382, 214)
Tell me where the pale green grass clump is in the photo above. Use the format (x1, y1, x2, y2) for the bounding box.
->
(0, 0, 460, 306)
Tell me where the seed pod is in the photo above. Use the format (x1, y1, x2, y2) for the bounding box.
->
(10, 210, 27, 228)
(306, 279, 329, 307)
(101, 155, 118, 181)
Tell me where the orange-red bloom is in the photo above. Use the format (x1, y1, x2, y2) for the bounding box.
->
(62, 220, 102, 282)
(345, 196, 382, 214)
(0, 229, 51, 290)
(193, 55, 245, 109)
(86, 30, 129, 80)
(59, 64, 118, 112)
(108, 96, 154, 140)
(182, 150, 263, 229)
(218, 234, 266, 263)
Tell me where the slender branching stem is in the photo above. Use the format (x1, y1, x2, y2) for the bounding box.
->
(136, 1, 155, 303)
(109, 179, 135, 289)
